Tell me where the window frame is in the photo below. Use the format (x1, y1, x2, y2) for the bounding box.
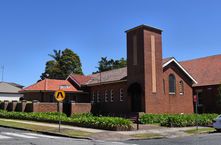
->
(179, 80, 184, 95)
(110, 89, 114, 102)
(169, 74, 176, 94)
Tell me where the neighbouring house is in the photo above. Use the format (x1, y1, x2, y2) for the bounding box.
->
(0, 82, 24, 101)
(22, 24, 221, 114)
(19, 79, 90, 103)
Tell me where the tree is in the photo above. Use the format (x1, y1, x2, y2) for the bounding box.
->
(93, 57, 127, 73)
(41, 48, 83, 80)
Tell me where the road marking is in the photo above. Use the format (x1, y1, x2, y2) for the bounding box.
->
(0, 134, 12, 139)
(23, 133, 60, 139)
(2, 132, 38, 139)
(111, 142, 137, 145)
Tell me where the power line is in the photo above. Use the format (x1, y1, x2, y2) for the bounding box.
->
(1, 65, 4, 82)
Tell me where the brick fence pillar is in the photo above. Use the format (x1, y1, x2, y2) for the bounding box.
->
(21, 100, 27, 112)
(3, 100, 9, 110)
(32, 100, 39, 112)
(12, 100, 18, 111)
(70, 101, 75, 115)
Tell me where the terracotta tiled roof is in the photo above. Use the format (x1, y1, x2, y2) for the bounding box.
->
(86, 67, 127, 85)
(180, 54, 221, 87)
(69, 74, 92, 86)
(67, 55, 221, 87)
(20, 79, 78, 92)
(67, 58, 175, 86)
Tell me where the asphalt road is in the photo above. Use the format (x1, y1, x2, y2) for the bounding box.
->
(125, 133, 221, 145)
(2, 126, 221, 145)
(0, 127, 134, 145)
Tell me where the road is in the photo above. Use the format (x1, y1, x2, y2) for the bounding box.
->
(1, 126, 221, 145)
(125, 132, 221, 145)
(0, 127, 134, 145)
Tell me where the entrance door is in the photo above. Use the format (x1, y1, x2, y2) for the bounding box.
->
(128, 83, 142, 112)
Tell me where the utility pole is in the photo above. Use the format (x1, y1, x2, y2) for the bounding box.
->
(1, 65, 4, 82)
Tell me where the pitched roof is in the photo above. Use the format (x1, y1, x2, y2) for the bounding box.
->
(68, 55, 221, 87)
(20, 79, 78, 92)
(68, 74, 92, 86)
(180, 54, 221, 87)
(68, 58, 173, 86)
(0, 82, 22, 93)
(86, 67, 127, 85)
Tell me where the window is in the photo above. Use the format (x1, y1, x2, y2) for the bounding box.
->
(97, 91, 100, 102)
(91, 91, 95, 103)
(179, 81, 184, 95)
(169, 74, 176, 94)
(163, 79, 165, 94)
(110, 89, 114, 102)
(120, 89, 124, 102)
(105, 90, 108, 102)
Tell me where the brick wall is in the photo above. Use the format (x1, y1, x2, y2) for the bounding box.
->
(89, 81, 130, 113)
(70, 103, 91, 114)
(163, 62, 194, 114)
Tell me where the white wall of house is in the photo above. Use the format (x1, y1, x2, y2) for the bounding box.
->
(0, 93, 23, 101)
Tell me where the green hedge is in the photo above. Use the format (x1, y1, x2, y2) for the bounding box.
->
(0, 110, 132, 131)
(140, 114, 218, 127)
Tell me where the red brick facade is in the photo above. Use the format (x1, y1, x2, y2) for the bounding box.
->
(20, 24, 221, 115)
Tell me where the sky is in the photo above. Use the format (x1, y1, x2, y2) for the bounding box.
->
(0, 0, 221, 86)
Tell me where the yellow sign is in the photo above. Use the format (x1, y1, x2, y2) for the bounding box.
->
(54, 90, 65, 102)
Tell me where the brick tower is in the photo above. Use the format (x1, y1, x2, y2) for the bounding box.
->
(126, 25, 165, 113)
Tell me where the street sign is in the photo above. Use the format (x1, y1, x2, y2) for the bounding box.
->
(54, 90, 65, 102)
(193, 95, 198, 103)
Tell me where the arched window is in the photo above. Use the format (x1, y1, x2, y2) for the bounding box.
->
(179, 81, 184, 95)
(169, 74, 176, 94)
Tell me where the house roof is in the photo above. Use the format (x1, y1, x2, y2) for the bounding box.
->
(69, 57, 196, 86)
(180, 54, 221, 87)
(68, 55, 221, 87)
(68, 74, 92, 87)
(20, 79, 78, 93)
(0, 82, 22, 94)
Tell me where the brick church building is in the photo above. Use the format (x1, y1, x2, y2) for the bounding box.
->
(21, 25, 221, 114)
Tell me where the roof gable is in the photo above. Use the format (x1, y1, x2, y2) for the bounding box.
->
(0, 82, 21, 93)
(163, 58, 198, 84)
(20, 79, 78, 92)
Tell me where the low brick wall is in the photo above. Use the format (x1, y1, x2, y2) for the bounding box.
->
(0, 100, 91, 115)
(70, 103, 91, 115)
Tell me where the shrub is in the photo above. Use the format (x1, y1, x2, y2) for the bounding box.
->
(140, 113, 218, 127)
(0, 110, 132, 131)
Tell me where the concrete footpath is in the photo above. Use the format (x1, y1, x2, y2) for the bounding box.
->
(0, 118, 211, 141)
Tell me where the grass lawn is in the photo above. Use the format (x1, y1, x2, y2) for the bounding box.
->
(184, 127, 215, 134)
(130, 133, 163, 139)
(0, 120, 93, 138)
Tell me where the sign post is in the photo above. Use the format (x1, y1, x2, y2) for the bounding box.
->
(54, 90, 65, 132)
(194, 95, 198, 131)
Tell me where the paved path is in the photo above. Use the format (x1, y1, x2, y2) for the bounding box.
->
(0, 118, 104, 133)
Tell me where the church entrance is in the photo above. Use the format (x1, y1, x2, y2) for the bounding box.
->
(128, 83, 142, 112)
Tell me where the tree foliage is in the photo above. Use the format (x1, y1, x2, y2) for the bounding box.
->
(93, 57, 127, 73)
(41, 48, 83, 80)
